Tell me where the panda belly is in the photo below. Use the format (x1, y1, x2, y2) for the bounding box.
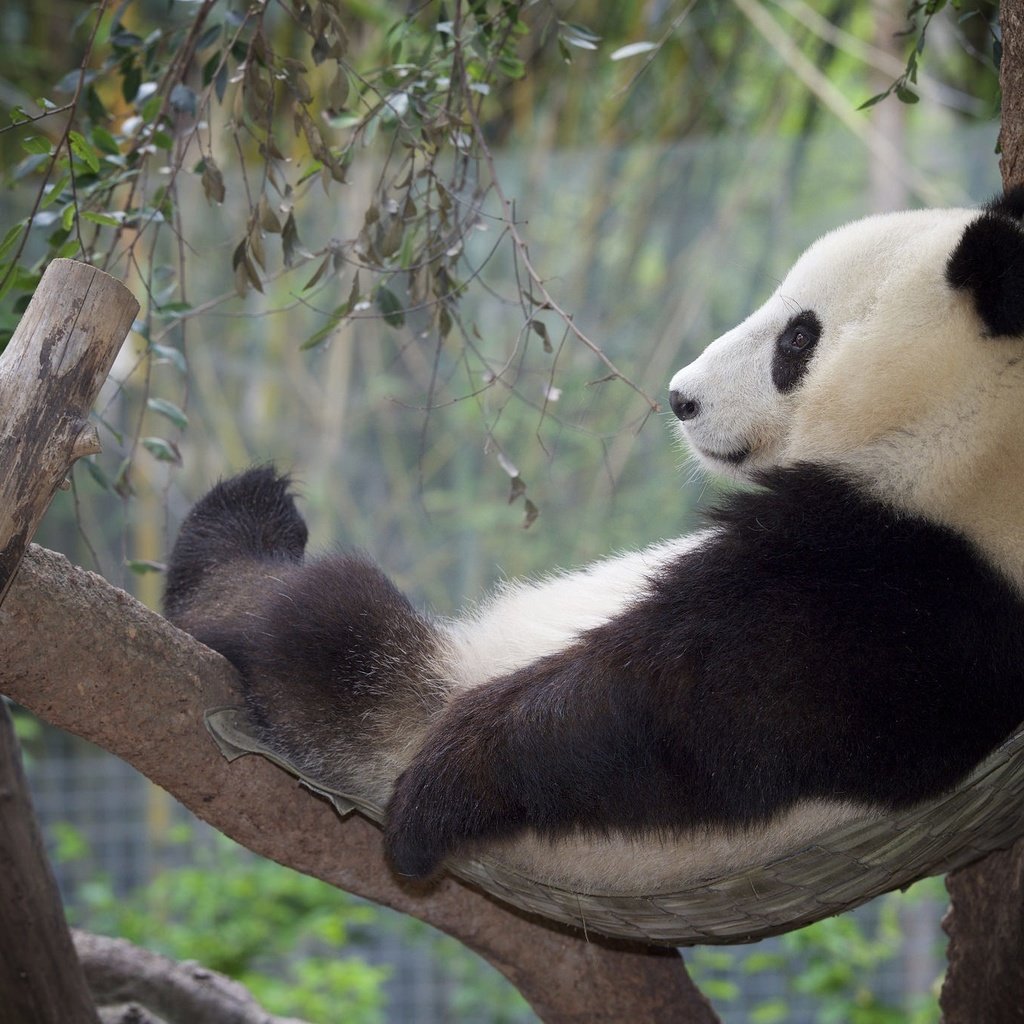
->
(484, 799, 874, 892)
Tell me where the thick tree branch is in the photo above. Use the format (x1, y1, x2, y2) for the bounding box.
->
(0, 545, 720, 1024)
(1000, 0, 1024, 190)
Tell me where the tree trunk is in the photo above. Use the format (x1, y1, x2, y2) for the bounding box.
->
(0, 701, 100, 1023)
(939, 3, 1024, 1021)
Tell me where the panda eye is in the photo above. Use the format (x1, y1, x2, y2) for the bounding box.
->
(778, 319, 820, 355)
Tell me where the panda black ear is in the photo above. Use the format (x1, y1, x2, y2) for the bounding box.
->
(946, 187, 1024, 337)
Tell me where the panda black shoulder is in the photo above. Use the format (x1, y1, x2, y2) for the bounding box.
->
(635, 463, 1024, 815)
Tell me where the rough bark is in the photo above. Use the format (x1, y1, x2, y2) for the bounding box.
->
(0, 700, 101, 1024)
(939, 3, 1024, 1021)
(941, 841, 1024, 1023)
(0, 545, 720, 1024)
(1000, 0, 1024, 189)
(73, 930, 309, 1024)
(0, 258, 138, 605)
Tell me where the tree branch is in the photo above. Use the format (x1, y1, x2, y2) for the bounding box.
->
(73, 930, 309, 1024)
(0, 545, 719, 1024)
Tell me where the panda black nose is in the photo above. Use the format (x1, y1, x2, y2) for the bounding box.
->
(669, 389, 701, 422)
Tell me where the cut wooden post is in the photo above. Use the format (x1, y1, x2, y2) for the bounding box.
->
(0, 258, 139, 603)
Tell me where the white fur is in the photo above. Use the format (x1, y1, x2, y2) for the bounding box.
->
(443, 534, 711, 689)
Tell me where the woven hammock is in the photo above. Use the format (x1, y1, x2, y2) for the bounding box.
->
(206, 707, 1024, 946)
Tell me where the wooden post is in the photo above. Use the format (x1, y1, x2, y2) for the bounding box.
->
(0, 259, 137, 1024)
(0, 258, 138, 604)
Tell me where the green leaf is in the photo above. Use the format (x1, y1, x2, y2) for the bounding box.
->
(21, 136, 53, 156)
(376, 286, 405, 328)
(523, 498, 539, 529)
(122, 62, 142, 103)
(127, 559, 166, 575)
(610, 41, 657, 61)
(140, 93, 161, 123)
(41, 173, 70, 209)
(150, 343, 187, 373)
(0, 224, 23, 263)
(497, 54, 525, 78)
(147, 397, 188, 430)
(895, 84, 920, 104)
(303, 256, 331, 291)
(857, 90, 889, 110)
(141, 436, 182, 464)
(529, 319, 552, 353)
(81, 458, 111, 491)
(69, 130, 100, 172)
(169, 83, 197, 116)
(82, 211, 121, 227)
(201, 158, 225, 204)
(91, 126, 122, 156)
(750, 1001, 789, 1024)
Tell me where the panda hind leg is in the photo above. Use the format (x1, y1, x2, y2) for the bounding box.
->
(165, 468, 448, 800)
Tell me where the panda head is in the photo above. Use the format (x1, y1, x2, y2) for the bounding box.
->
(669, 193, 1024, 554)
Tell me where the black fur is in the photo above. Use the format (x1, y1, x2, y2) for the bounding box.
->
(235, 552, 442, 742)
(946, 187, 1024, 336)
(384, 465, 1024, 878)
(164, 466, 308, 622)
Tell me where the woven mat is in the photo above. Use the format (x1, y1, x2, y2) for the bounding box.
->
(206, 707, 1024, 946)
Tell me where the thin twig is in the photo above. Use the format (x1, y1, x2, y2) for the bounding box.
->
(452, 13, 661, 414)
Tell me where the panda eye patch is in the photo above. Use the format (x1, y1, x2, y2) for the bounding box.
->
(772, 311, 822, 392)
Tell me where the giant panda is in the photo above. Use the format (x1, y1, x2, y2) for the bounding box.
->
(165, 191, 1024, 892)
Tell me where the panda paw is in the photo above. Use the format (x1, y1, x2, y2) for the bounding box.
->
(383, 761, 489, 880)
(383, 719, 521, 880)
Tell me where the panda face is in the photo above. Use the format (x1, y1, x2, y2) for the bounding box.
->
(669, 208, 978, 481)
(669, 201, 1024, 587)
